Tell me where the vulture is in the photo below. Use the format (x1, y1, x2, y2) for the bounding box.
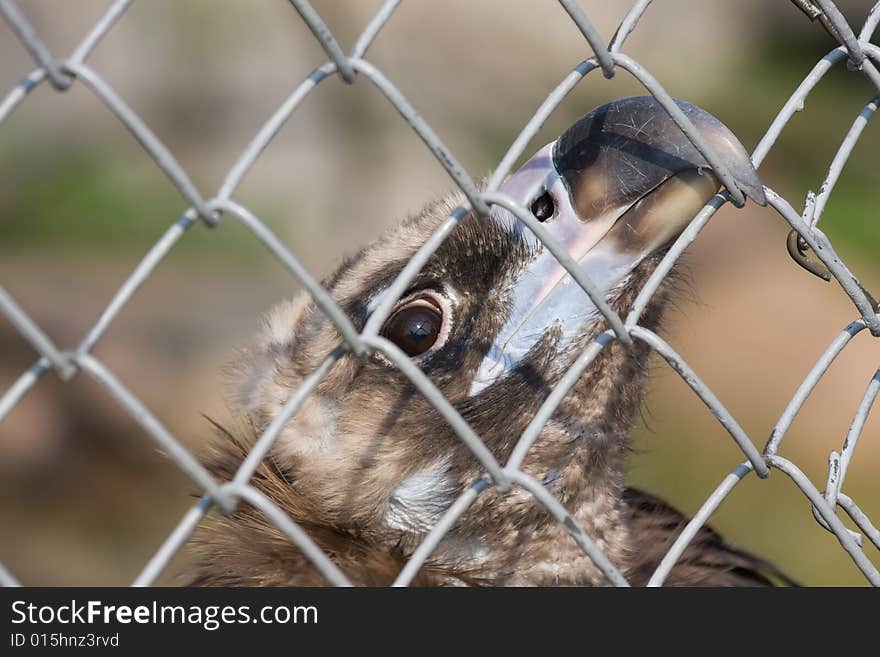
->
(190, 96, 794, 587)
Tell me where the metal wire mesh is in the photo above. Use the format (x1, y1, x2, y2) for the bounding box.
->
(1, 0, 879, 587)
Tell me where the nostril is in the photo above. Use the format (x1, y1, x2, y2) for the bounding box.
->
(530, 191, 555, 222)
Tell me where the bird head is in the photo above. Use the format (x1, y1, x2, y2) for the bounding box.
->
(219, 96, 764, 582)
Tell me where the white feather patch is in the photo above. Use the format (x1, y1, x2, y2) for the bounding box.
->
(385, 460, 455, 533)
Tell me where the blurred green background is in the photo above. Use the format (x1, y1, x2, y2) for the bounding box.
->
(1, 0, 878, 585)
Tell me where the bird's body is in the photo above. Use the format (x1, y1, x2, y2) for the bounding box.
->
(189, 97, 791, 586)
(192, 426, 789, 586)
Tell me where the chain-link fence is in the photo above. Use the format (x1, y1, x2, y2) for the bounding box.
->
(0, 0, 878, 587)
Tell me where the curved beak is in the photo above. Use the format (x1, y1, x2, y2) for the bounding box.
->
(469, 96, 765, 395)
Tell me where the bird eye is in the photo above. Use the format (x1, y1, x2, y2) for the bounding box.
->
(530, 191, 555, 222)
(381, 296, 445, 358)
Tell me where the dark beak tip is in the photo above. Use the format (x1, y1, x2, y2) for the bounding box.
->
(740, 178, 767, 207)
(748, 183, 768, 207)
(555, 95, 768, 211)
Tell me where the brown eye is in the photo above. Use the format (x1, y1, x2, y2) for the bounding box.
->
(530, 191, 555, 222)
(381, 298, 444, 357)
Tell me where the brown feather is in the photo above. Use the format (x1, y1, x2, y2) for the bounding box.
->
(623, 488, 797, 587)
